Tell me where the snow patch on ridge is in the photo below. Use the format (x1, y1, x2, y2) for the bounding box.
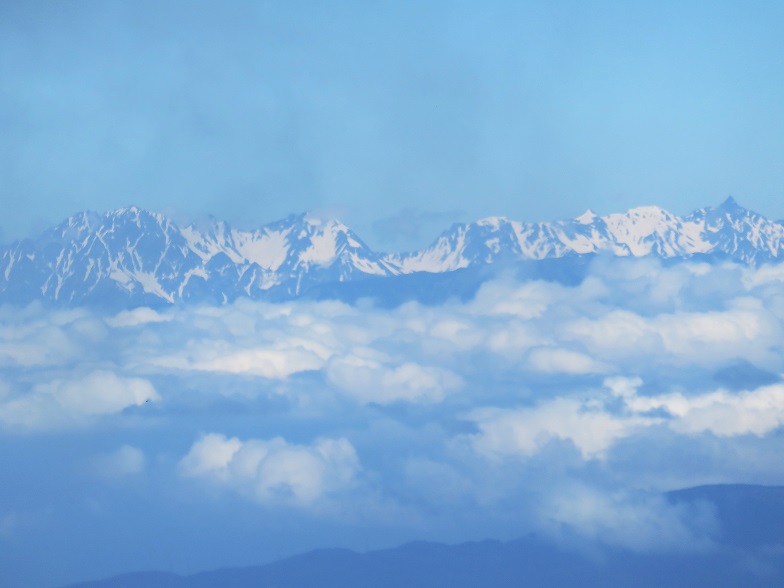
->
(232, 228, 291, 271)
(576, 209, 597, 225)
(300, 224, 341, 266)
(2, 199, 784, 307)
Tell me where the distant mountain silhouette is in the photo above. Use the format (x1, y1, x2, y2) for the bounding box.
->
(668, 484, 784, 548)
(63, 485, 784, 588)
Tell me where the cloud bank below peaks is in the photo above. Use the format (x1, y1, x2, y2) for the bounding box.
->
(3, 257, 784, 556)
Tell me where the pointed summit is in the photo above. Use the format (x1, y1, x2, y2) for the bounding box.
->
(575, 209, 597, 225)
(718, 196, 742, 211)
(4, 199, 784, 308)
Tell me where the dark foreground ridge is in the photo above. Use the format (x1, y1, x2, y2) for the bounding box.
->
(63, 484, 784, 588)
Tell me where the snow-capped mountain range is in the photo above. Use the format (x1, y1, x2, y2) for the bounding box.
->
(1, 197, 782, 307)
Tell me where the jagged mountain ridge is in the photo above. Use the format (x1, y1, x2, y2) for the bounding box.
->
(394, 197, 784, 271)
(1, 197, 782, 307)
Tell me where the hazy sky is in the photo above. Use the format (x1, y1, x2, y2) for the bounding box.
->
(2, 0, 783, 248)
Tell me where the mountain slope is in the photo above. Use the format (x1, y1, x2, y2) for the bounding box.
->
(1, 198, 782, 307)
(0, 209, 400, 307)
(394, 197, 784, 271)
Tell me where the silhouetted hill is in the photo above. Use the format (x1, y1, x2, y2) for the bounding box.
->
(64, 485, 784, 588)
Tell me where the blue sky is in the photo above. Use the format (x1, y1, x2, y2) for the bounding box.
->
(2, 0, 783, 248)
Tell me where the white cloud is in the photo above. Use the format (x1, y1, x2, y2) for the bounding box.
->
(193, 345, 327, 379)
(326, 348, 462, 404)
(0, 370, 159, 430)
(564, 310, 662, 361)
(563, 301, 780, 368)
(179, 433, 360, 507)
(539, 484, 717, 552)
(655, 300, 780, 365)
(428, 318, 484, 351)
(742, 263, 784, 289)
(43, 371, 158, 415)
(153, 332, 335, 379)
(466, 398, 650, 460)
(526, 347, 612, 374)
(485, 322, 543, 359)
(105, 307, 172, 328)
(624, 384, 784, 438)
(466, 375, 784, 465)
(604, 375, 644, 398)
(0, 323, 79, 367)
(0, 307, 110, 368)
(178, 433, 243, 480)
(470, 279, 565, 318)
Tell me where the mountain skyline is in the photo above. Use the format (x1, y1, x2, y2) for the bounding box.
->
(2, 196, 783, 308)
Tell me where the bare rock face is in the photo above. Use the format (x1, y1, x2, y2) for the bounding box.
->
(2, 198, 782, 307)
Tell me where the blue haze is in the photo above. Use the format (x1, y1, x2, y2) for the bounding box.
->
(1, 0, 784, 247)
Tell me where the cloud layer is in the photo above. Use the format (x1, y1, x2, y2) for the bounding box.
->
(3, 257, 784, 585)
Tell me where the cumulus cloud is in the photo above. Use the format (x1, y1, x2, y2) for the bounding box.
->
(0, 370, 159, 430)
(742, 263, 784, 289)
(161, 340, 330, 379)
(148, 301, 362, 380)
(466, 397, 650, 460)
(539, 484, 718, 552)
(179, 433, 360, 507)
(326, 348, 462, 404)
(465, 375, 784, 464)
(563, 301, 781, 369)
(0, 305, 108, 368)
(0, 321, 79, 367)
(469, 279, 568, 319)
(623, 384, 784, 438)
